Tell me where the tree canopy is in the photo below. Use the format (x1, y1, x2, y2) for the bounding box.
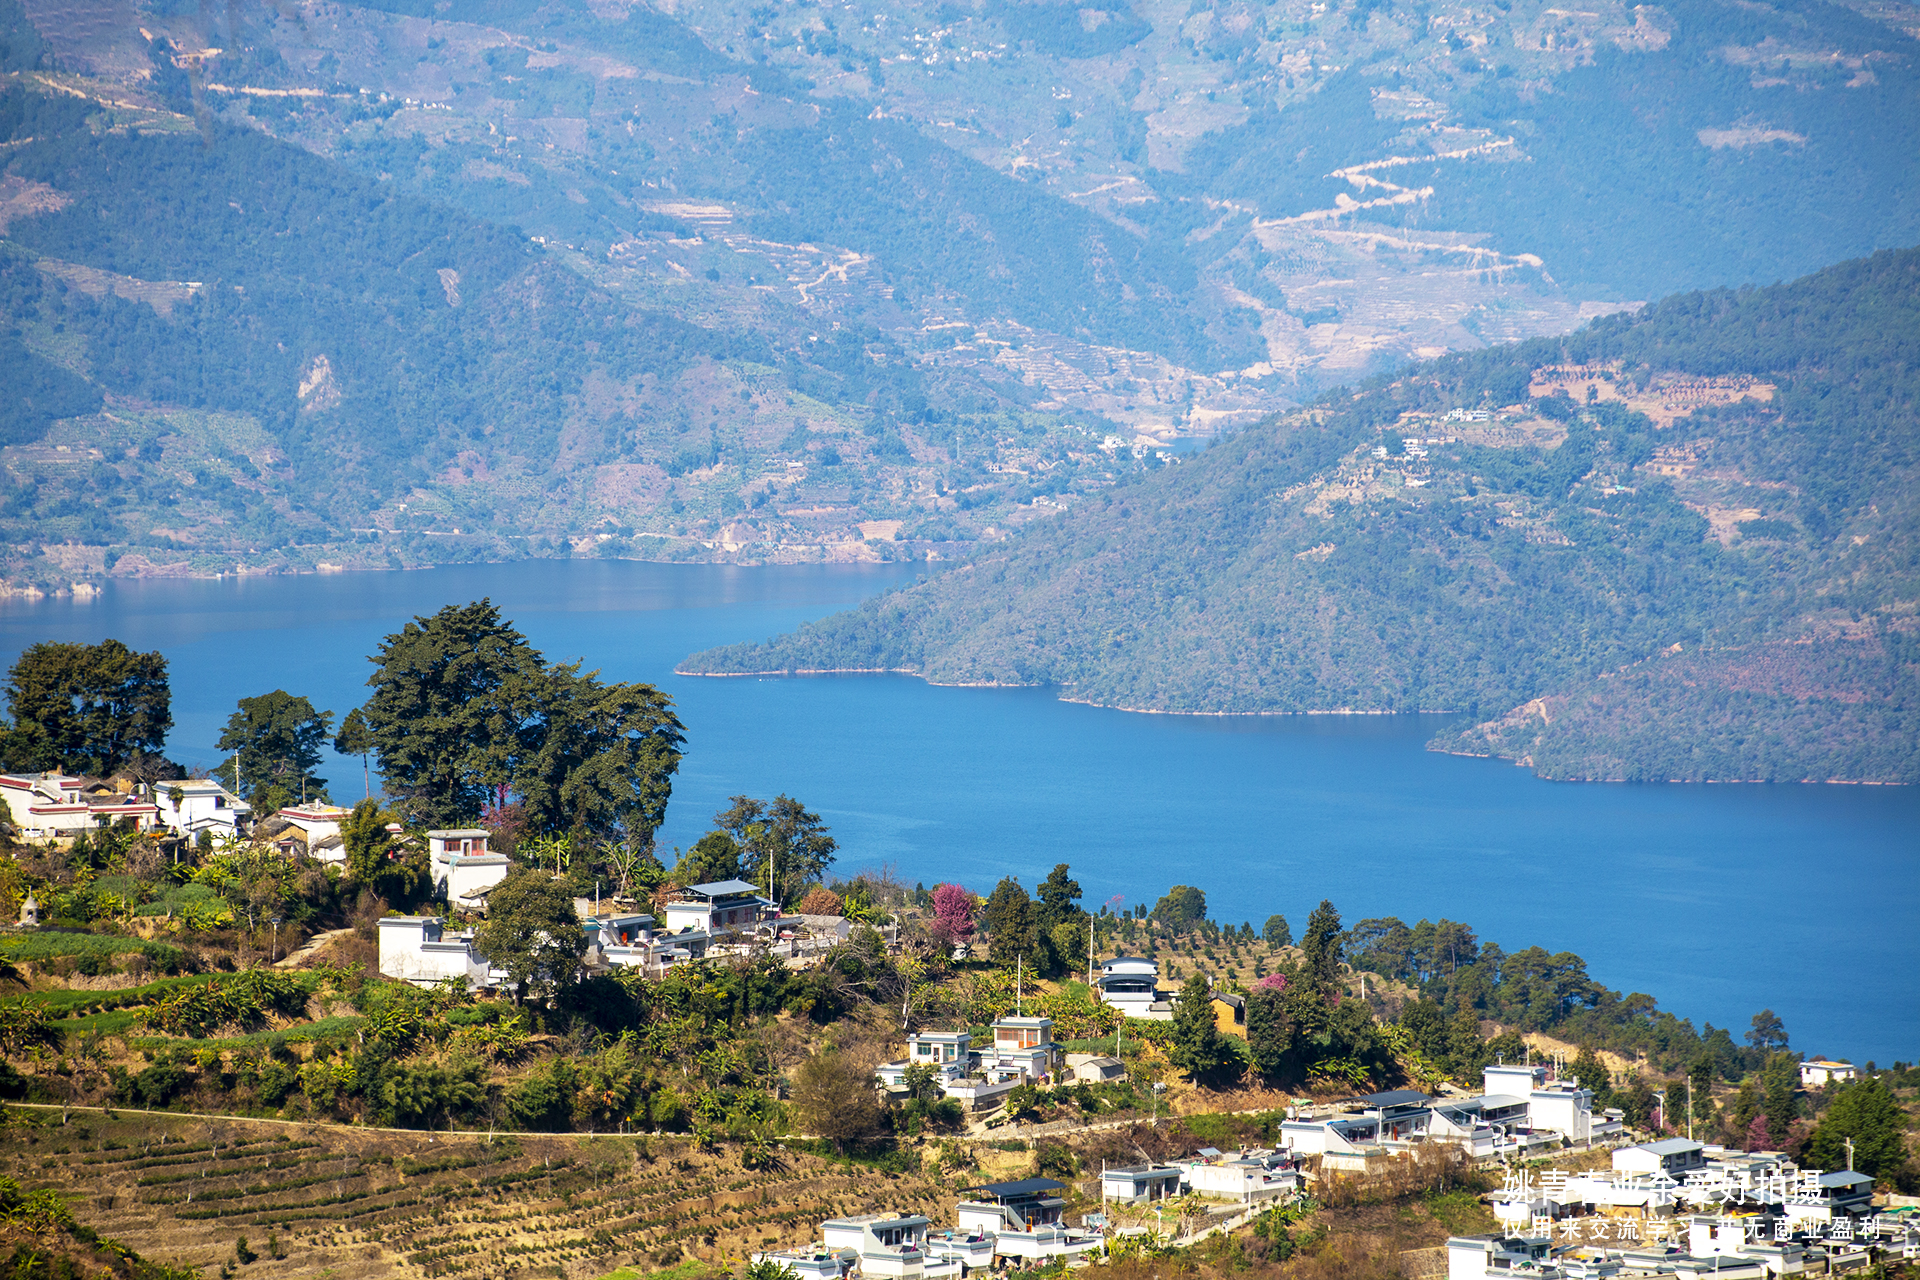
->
(214, 689, 333, 814)
(1, 639, 171, 776)
(473, 868, 589, 1004)
(711, 794, 836, 906)
(360, 600, 683, 840)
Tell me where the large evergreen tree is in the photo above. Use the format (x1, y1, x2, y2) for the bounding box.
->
(1, 639, 171, 776)
(1034, 863, 1083, 932)
(983, 877, 1037, 968)
(215, 689, 332, 813)
(1301, 899, 1344, 998)
(1170, 973, 1235, 1083)
(1808, 1076, 1909, 1180)
(359, 599, 683, 839)
(712, 794, 837, 905)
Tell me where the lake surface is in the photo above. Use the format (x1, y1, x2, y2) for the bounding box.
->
(3, 560, 1915, 1063)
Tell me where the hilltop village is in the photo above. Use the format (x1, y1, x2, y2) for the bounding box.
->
(1, 623, 1916, 1280)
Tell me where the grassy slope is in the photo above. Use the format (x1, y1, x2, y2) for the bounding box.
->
(681, 250, 1920, 781)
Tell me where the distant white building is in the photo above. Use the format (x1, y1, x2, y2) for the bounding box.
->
(266, 803, 351, 863)
(377, 916, 495, 988)
(1613, 1137, 1709, 1179)
(152, 778, 251, 840)
(1, 773, 164, 840)
(1800, 1060, 1860, 1089)
(428, 829, 510, 911)
(1095, 956, 1171, 1020)
(661, 879, 775, 937)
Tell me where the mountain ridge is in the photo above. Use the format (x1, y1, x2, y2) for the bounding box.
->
(678, 247, 1920, 783)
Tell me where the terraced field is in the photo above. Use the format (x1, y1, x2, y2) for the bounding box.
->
(2, 1108, 964, 1280)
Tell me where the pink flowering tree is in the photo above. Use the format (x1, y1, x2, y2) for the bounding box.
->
(1254, 973, 1289, 992)
(929, 883, 977, 948)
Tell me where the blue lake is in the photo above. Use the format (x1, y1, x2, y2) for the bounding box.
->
(2, 559, 1915, 1063)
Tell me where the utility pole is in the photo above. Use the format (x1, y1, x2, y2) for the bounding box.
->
(1687, 1078, 1694, 1141)
(1845, 1137, 1854, 1171)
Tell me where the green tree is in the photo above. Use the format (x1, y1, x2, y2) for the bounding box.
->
(1262, 914, 1292, 948)
(1808, 1076, 1908, 1181)
(333, 706, 376, 801)
(344, 799, 395, 883)
(673, 831, 744, 887)
(789, 1050, 886, 1151)
(214, 690, 332, 813)
(1151, 885, 1207, 931)
(983, 877, 1037, 968)
(1761, 1052, 1799, 1148)
(1, 639, 171, 775)
(360, 600, 683, 838)
(1686, 1052, 1718, 1136)
(1301, 899, 1344, 998)
(713, 795, 837, 906)
(1170, 973, 1234, 1083)
(1747, 1009, 1789, 1052)
(472, 868, 587, 1004)
(361, 600, 547, 825)
(1570, 1047, 1614, 1108)
(1035, 863, 1083, 931)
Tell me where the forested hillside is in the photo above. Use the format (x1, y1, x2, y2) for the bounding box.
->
(4, 0, 1919, 586)
(681, 250, 1920, 783)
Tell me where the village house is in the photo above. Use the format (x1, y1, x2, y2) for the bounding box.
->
(581, 912, 708, 976)
(428, 829, 510, 913)
(1799, 1059, 1860, 1089)
(376, 916, 496, 988)
(955, 1179, 1104, 1261)
(819, 1213, 961, 1280)
(1175, 1148, 1301, 1203)
(261, 803, 351, 863)
(1210, 991, 1247, 1038)
(1095, 955, 1171, 1020)
(0, 772, 163, 840)
(1065, 1053, 1127, 1084)
(1099, 1164, 1182, 1204)
(662, 879, 776, 937)
(152, 778, 251, 840)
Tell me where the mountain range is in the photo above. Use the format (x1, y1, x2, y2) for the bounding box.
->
(2, 0, 1919, 586)
(680, 249, 1920, 783)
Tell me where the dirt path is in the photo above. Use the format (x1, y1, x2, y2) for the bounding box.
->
(275, 928, 355, 968)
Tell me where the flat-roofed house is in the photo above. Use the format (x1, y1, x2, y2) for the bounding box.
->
(378, 916, 494, 988)
(1096, 956, 1169, 1020)
(151, 778, 251, 839)
(428, 829, 510, 912)
(1614, 1138, 1708, 1179)
(1799, 1060, 1860, 1089)
(662, 879, 775, 937)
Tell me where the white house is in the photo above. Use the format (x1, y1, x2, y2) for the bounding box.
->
(877, 1029, 972, 1086)
(582, 912, 708, 976)
(1100, 1164, 1182, 1203)
(1066, 1053, 1127, 1084)
(990, 1015, 1057, 1081)
(1614, 1138, 1709, 1179)
(1800, 1060, 1860, 1089)
(377, 916, 495, 988)
(662, 879, 775, 937)
(151, 778, 251, 839)
(820, 1213, 961, 1280)
(1176, 1149, 1301, 1203)
(955, 1180, 1103, 1262)
(270, 803, 351, 863)
(1096, 956, 1171, 1020)
(1, 773, 164, 840)
(428, 829, 510, 912)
